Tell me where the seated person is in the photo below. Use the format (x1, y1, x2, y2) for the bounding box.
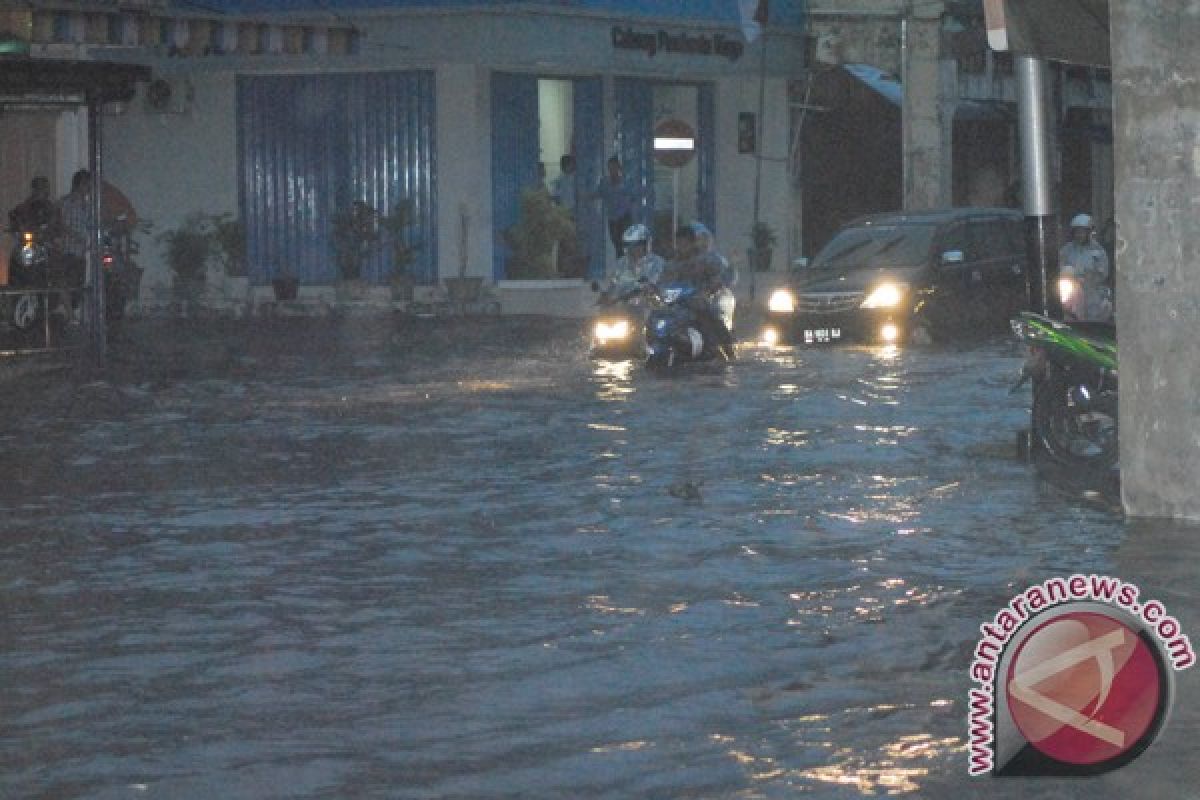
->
(601, 223, 664, 301)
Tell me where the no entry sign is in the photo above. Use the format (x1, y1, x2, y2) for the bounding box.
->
(653, 118, 696, 168)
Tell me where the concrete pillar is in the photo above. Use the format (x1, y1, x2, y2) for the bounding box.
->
(901, 7, 951, 210)
(1112, 4, 1200, 520)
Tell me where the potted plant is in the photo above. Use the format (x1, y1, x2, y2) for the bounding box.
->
(444, 203, 483, 307)
(208, 211, 249, 308)
(379, 199, 421, 304)
(208, 212, 247, 278)
(271, 270, 299, 302)
(330, 200, 380, 282)
(157, 212, 212, 311)
(748, 221, 777, 272)
(503, 188, 575, 279)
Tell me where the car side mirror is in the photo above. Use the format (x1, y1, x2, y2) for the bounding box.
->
(940, 249, 964, 266)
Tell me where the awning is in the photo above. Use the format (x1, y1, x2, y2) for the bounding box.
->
(0, 56, 150, 104)
(995, 0, 1110, 67)
(843, 64, 901, 107)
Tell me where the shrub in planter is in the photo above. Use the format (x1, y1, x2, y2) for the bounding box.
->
(331, 200, 380, 282)
(157, 212, 212, 305)
(748, 221, 778, 272)
(503, 189, 575, 279)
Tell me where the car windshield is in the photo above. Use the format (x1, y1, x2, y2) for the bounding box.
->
(811, 224, 936, 270)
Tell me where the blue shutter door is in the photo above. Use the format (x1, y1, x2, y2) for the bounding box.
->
(572, 76, 606, 280)
(697, 82, 716, 235)
(614, 77, 655, 228)
(237, 71, 436, 287)
(489, 73, 540, 280)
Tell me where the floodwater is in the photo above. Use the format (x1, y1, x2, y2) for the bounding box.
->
(1, 315, 1197, 799)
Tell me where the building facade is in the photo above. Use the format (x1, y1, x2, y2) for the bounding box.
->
(2, 2, 808, 313)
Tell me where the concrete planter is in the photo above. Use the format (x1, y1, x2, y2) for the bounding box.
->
(495, 279, 592, 317)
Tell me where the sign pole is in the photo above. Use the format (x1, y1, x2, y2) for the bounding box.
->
(672, 168, 679, 252)
(751, 26, 767, 300)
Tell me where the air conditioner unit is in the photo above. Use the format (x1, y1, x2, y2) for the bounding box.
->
(143, 77, 193, 114)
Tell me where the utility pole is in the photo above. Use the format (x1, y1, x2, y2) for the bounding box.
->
(1015, 55, 1058, 316)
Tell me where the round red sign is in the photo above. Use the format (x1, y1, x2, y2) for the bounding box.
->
(653, 118, 696, 168)
(1006, 611, 1165, 767)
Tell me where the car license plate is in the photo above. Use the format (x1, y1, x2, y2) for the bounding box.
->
(803, 327, 842, 344)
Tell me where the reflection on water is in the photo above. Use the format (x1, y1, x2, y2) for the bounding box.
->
(2, 327, 1192, 799)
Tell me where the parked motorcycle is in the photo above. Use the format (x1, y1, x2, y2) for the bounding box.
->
(1011, 310, 1118, 468)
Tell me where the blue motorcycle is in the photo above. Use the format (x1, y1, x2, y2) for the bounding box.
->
(643, 282, 728, 369)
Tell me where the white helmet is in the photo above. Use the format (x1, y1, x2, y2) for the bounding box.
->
(1069, 213, 1093, 229)
(622, 223, 650, 245)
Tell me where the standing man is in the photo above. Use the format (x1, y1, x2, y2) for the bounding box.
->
(552, 154, 577, 217)
(592, 156, 636, 259)
(1058, 212, 1112, 322)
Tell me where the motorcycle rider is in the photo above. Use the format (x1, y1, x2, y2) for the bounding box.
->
(61, 169, 142, 320)
(1058, 213, 1112, 322)
(7, 176, 66, 323)
(8, 175, 60, 235)
(662, 222, 735, 359)
(693, 222, 737, 334)
(599, 223, 664, 301)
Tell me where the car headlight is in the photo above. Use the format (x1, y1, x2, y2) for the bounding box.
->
(860, 282, 907, 309)
(594, 319, 630, 341)
(768, 289, 795, 313)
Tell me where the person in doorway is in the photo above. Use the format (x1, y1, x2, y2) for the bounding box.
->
(552, 154, 577, 217)
(591, 156, 636, 258)
(1058, 212, 1112, 322)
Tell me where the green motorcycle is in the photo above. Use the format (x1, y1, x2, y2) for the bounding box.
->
(1011, 311, 1118, 469)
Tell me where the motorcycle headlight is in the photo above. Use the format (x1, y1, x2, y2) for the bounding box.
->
(1058, 277, 1078, 304)
(768, 289, 795, 313)
(860, 282, 907, 309)
(594, 319, 630, 341)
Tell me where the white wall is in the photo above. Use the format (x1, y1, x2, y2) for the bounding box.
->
(102, 72, 238, 301)
(435, 63, 493, 282)
(715, 76, 791, 279)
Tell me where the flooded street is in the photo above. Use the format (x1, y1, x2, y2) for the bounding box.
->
(1, 315, 1197, 799)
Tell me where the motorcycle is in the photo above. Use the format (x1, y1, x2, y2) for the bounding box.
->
(1058, 270, 1113, 323)
(589, 280, 651, 359)
(100, 222, 144, 323)
(643, 281, 730, 369)
(5, 223, 62, 337)
(1010, 310, 1118, 468)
